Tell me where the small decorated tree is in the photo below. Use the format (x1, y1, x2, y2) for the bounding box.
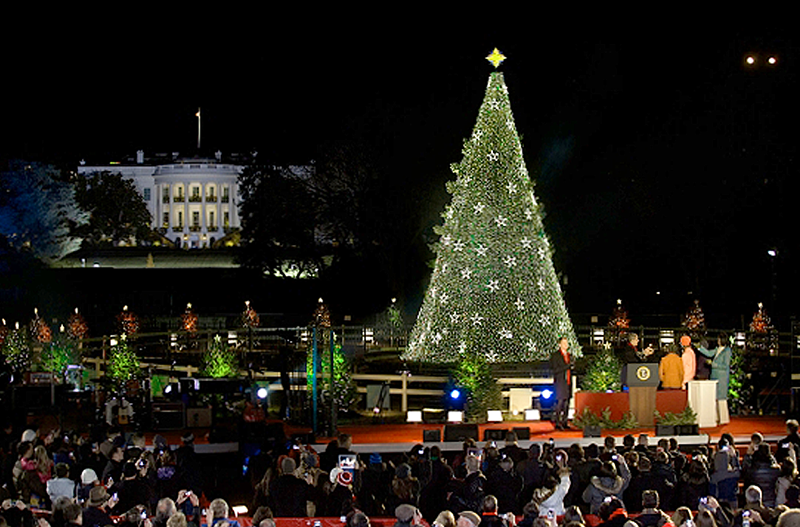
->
(454, 350, 502, 422)
(202, 335, 239, 378)
(0, 319, 8, 348)
(241, 300, 260, 328)
(40, 336, 80, 380)
(580, 344, 622, 392)
(747, 302, 779, 353)
(67, 308, 89, 341)
(682, 299, 707, 338)
(181, 303, 198, 334)
(608, 299, 630, 345)
(30, 308, 52, 344)
(1, 323, 31, 377)
(107, 335, 140, 390)
(728, 344, 752, 414)
(306, 299, 356, 414)
(117, 306, 140, 336)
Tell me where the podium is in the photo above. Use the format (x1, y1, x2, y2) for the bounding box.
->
(688, 380, 718, 428)
(627, 363, 659, 426)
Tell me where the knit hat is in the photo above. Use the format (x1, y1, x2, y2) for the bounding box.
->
(369, 453, 383, 465)
(81, 468, 99, 485)
(458, 511, 481, 527)
(395, 504, 419, 523)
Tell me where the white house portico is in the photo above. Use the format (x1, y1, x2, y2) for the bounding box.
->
(78, 150, 245, 248)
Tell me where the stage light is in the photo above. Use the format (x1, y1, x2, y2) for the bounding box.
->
(450, 389, 462, 400)
(447, 411, 463, 423)
(487, 410, 503, 422)
(256, 387, 268, 400)
(407, 410, 423, 423)
(541, 389, 553, 400)
(525, 409, 540, 421)
(164, 385, 173, 394)
(232, 506, 248, 516)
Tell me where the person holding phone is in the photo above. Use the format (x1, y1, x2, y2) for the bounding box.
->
(531, 450, 570, 518)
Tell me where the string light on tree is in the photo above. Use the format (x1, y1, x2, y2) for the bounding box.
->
(67, 308, 89, 340)
(241, 300, 260, 329)
(181, 303, 198, 334)
(30, 308, 52, 344)
(404, 50, 579, 363)
(117, 305, 140, 336)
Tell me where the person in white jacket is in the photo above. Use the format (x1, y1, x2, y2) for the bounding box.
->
(532, 450, 571, 518)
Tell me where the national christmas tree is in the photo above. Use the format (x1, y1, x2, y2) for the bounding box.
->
(404, 50, 579, 363)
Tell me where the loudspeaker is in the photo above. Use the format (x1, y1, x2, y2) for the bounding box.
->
(483, 428, 507, 441)
(444, 424, 479, 442)
(186, 408, 212, 428)
(512, 427, 531, 440)
(423, 429, 441, 442)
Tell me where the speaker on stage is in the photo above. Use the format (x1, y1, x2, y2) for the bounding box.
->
(423, 429, 441, 442)
(483, 428, 507, 441)
(444, 424, 479, 442)
(512, 427, 530, 440)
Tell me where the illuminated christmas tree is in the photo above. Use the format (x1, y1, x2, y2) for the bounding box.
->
(682, 299, 706, 338)
(241, 300, 260, 328)
(609, 299, 630, 330)
(67, 308, 89, 340)
(404, 50, 579, 363)
(181, 303, 198, 334)
(748, 302, 778, 353)
(116, 305, 139, 336)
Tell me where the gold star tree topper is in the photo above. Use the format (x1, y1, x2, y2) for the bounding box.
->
(486, 48, 507, 68)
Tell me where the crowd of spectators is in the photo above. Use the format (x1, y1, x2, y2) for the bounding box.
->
(5, 420, 800, 527)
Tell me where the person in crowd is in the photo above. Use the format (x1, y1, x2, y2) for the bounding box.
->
(115, 462, 152, 516)
(677, 458, 710, 511)
(166, 513, 187, 527)
(625, 456, 673, 513)
(782, 422, 800, 451)
(776, 509, 800, 527)
(746, 444, 782, 507)
(82, 485, 118, 527)
(77, 469, 99, 504)
(637, 490, 673, 527)
(522, 444, 547, 506)
(206, 499, 240, 527)
(582, 458, 631, 514)
(478, 495, 514, 527)
(433, 511, 456, 527)
(152, 498, 177, 527)
(47, 463, 75, 503)
(596, 497, 629, 527)
(659, 344, 684, 389)
(102, 446, 125, 487)
(393, 504, 424, 527)
(420, 446, 454, 521)
(743, 485, 775, 525)
(268, 457, 314, 517)
(325, 467, 355, 517)
(695, 510, 718, 527)
(501, 434, 527, 465)
(457, 511, 482, 527)
(62, 501, 83, 527)
(777, 458, 798, 506)
(461, 455, 487, 514)
(487, 456, 523, 515)
(390, 463, 421, 509)
(672, 507, 693, 527)
(530, 451, 569, 517)
(710, 439, 740, 509)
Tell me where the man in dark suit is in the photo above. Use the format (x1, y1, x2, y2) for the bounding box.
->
(550, 337, 572, 430)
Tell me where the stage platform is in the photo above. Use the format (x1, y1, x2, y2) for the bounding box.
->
(149, 415, 790, 454)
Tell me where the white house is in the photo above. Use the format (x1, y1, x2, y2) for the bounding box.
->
(78, 150, 244, 249)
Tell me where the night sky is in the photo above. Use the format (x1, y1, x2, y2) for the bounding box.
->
(2, 23, 798, 328)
